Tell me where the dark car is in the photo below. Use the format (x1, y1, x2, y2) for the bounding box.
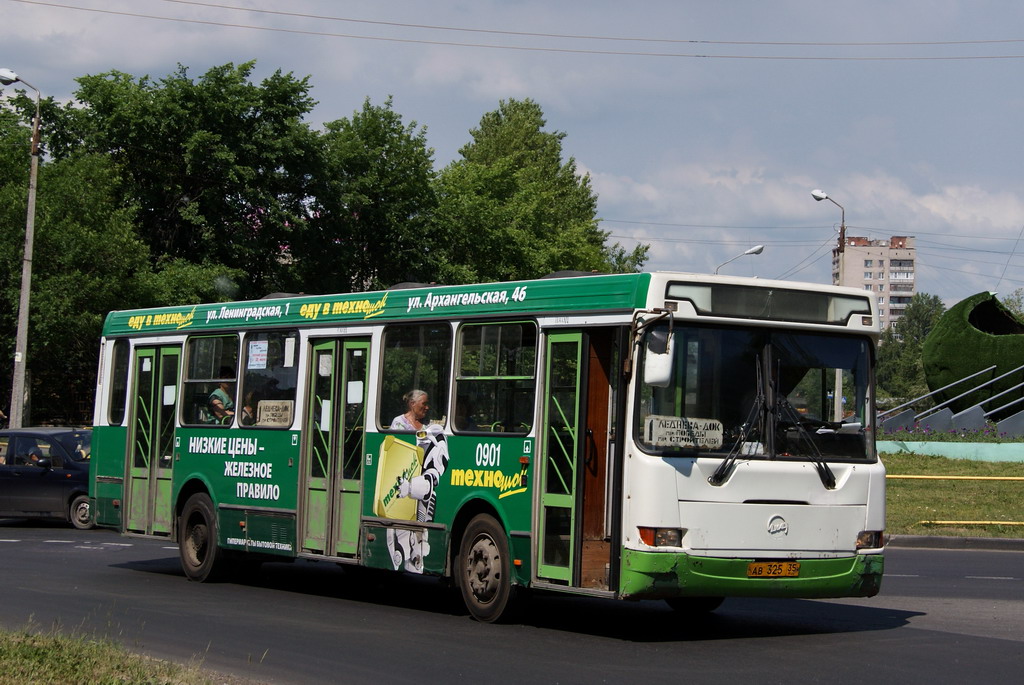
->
(0, 427, 93, 529)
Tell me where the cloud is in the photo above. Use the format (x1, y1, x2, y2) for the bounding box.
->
(5, 0, 1024, 304)
(590, 157, 1024, 290)
(841, 173, 1024, 237)
(584, 165, 661, 205)
(917, 186, 1024, 232)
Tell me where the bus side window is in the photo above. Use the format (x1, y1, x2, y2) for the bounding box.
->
(240, 331, 299, 429)
(182, 335, 239, 427)
(454, 322, 536, 435)
(108, 339, 130, 426)
(378, 324, 452, 430)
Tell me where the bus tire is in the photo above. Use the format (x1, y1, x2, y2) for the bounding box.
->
(457, 514, 517, 623)
(665, 596, 724, 614)
(179, 493, 227, 582)
(69, 494, 93, 530)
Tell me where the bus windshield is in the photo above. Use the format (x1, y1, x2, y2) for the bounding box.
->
(636, 324, 874, 462)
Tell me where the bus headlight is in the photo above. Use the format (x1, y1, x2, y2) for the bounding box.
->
(638, 527, 685, 547)
(856, 530, 885, 550)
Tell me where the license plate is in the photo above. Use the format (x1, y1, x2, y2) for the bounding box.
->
(747, 561, 800, 578)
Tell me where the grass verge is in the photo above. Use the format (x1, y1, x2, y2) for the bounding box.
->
(882, 451, 1024, 537)
(0, 625, 255, 685)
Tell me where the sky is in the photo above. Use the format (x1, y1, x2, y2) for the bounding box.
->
(2, 0, 1024, 306)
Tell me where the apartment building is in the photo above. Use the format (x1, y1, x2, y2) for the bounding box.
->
(832, 236, 916, 329)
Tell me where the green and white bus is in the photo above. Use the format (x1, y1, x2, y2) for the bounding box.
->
(90, 271, 884, 621)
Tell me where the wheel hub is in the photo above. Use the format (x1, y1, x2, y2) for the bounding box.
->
(467, 535, 500, 602)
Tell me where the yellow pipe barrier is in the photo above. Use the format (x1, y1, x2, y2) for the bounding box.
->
(887, 475, 1024, 481)
(888, 475, 1024, 526)
(918, 521, 1024, 526)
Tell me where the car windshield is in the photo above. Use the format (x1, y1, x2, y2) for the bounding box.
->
(636, 324, 874, 462)
(55, 430, 92, 461)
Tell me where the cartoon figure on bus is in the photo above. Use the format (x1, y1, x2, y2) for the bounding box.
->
(385, 423, 449, 573)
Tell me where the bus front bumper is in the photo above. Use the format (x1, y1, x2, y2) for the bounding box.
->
(619, 549, 884, 600)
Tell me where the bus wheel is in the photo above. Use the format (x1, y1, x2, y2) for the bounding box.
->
(665, 596, 724, 614)
(179, 493, 227, 582)
(458, 514, 516, 623)
(69, 494, 93, 530)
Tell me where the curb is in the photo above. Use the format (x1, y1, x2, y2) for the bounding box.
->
(886, 535, 1024, 551)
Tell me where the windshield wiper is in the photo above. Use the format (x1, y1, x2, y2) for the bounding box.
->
(709, 357, 765, 486)
(777, 396, 837, 489)
(708, 350, 836, 490)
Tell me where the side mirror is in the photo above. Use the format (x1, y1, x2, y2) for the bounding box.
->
(647, 326, 670, 355)
(36, 457, 52, 469)
(643, 332, 675, 388)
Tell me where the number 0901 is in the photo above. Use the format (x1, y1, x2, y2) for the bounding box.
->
(475, 443, 501, 467)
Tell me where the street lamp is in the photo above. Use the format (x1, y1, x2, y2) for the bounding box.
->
(1, 68, 41, 428)
(715, 244, 764, 274)
(811, 189, 846, 266)
(811, 188, 847, 422)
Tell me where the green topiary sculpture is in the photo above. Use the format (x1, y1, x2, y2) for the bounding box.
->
(921, 291, 1024, 418)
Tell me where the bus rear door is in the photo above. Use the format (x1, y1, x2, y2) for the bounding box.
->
(125, 345, 181, 536)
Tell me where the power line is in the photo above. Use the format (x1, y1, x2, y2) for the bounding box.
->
(605, 219, 1024, 243)
(915, 242, 1022, 256)
(154, 1, 1024, 49)
(607, 234, 828, 246)
(602, 217, 821, 230)
(607, 229, 1024, 285)
(917, 261, 1024, 287)
(915, 249, 1024, 271)
(774, 237, 836, 280)
(848, 224, 1014, 241)
(605, 227, 1024, 272)
(9, 0, 1024, 61)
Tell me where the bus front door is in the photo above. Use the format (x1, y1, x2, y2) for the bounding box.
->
(126, 345, 180, 536)
(301, 338, 369, 558)
(538, 329, 618, 590)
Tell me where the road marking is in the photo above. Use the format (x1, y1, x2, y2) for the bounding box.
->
(102, 542, 133, 547)
(0, 539, 21, 543)
(886, 574, 921, 578)
(44, 539, 74, 544)
(965, 575, 1018, 581)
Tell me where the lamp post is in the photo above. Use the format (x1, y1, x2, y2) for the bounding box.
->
(811, 189, 846, 274)
(1, 68, 41, 428)
(715, 244, 764, 274)
(811, 188, 847, 422)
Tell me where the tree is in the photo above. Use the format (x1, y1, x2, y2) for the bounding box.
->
(1000, 287, 1024, 318)
(2, 70, 657, 423)
(138, 257, 246, 308)
(606, 241, 651, 274)
(894, 293, 946, 346)
(431, 98, 646, 283)
(0, 140, 152, 422)
(0, 96, 243, 423)
(295, 97, 437, 293)
(48, 62, 319, 295)
(876, 292, 946, 401)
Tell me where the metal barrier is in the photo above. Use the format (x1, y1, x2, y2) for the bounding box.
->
(879, 363, 1024, 437)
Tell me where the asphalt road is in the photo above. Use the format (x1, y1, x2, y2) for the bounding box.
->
(2, 521, 1022, 684)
